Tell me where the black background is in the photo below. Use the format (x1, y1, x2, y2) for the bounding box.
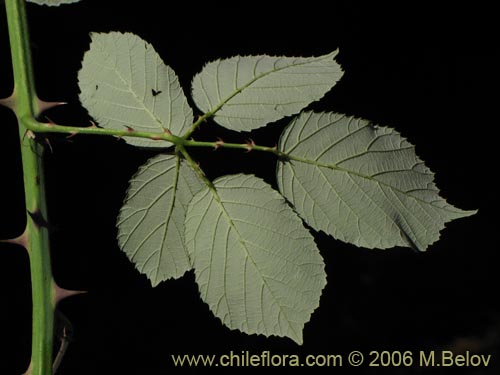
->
(0, 1, 498, 374)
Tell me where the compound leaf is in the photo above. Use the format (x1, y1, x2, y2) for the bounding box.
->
(185, 174, 326, 344)
(277, 112, 476, 251)
(78, 32, 193, 147)
(191, 51, 343, 132)
(27, 0, 81, 5)
(117, 154, 204, 286)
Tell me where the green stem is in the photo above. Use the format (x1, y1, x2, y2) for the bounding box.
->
(1, 4, 296, 373)
(23, 117, 289, 158)
(181, 112, 213, 140)
(176, 144, 216, 191)
(182, 138, 287, 157)
(22, 116, 180, 143)
(4, 0, 38, 116)
(5, 1, 54, 374)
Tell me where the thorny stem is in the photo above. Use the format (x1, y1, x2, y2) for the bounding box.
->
(182, 111, 213, 140)
(4, 1, 54, 374)
(176, 145, 226, 208)
(182, 138, 287, 157)
(176, 144, 216, 191)
(1, 1, 290, 373)
(22, 116, 182, 144)
(22, 116, 290, 159)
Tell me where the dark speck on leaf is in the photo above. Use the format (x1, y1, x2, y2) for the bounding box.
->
(95, 85, 98, 90)
(152, 89, 162, 97)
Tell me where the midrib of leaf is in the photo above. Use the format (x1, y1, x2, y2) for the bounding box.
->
(202, 54, 335, 121)
(318, 165, 422, 246)
(284, 153, 463, 215)
(100, 52, 165, 131)
(117, 155, 191, 282)
(207, 185, 301, 340)
(154, 155, 182, 282)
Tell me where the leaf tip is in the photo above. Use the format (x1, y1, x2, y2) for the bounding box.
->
(149, 278, 161, 288)
(462, 208, 478, 217)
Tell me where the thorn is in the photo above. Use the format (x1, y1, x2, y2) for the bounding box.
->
(36, 99, 67, 114)
(45, 138, 54, 154)
(53, 282, 87, 305)
(88, 120, 98, 128)
(0, 94, 16, 111)
(27, 209, 50, 229)
(214, 137, 224, 150)
(163, 128, 172, 136)
(125, 125, 135, 132)
(44, 116, 56, 127)
(53, 310, 73, 373)
(22, 361, 33, 375)
(0, 227, 29, 252)
(195, 114, 207, 123)
(244, 139, 255, 152)
(66, 131, 78, 139)
(195, 161, 206, 177)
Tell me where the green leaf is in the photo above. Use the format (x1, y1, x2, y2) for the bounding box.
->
(191, 51, 343, 132)
(185, 174, 326, 344)
(277, 112, 476, 251)
(26, 0, 81, 5)
(117, 154, 204, 286)
(78, 32, 193, 147)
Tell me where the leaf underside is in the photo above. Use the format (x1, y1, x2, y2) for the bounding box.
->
(117, 154, 204, 286)
(26, 0, 81, 5)
(76, 31, 477, 347)
(191, 51, 343, 132)
(277, 112, 476, 251)
(78, 32, 193, 147)
(185, 174, 326, 344)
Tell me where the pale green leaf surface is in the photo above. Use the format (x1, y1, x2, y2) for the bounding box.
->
(78, 32, 193, 147)
(117, 154, 204, 286)
(185, 174, 326, 344)
(277, 112, 476, 251)
(191, 51, 343, 132)
(27, 0, 81, 5)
